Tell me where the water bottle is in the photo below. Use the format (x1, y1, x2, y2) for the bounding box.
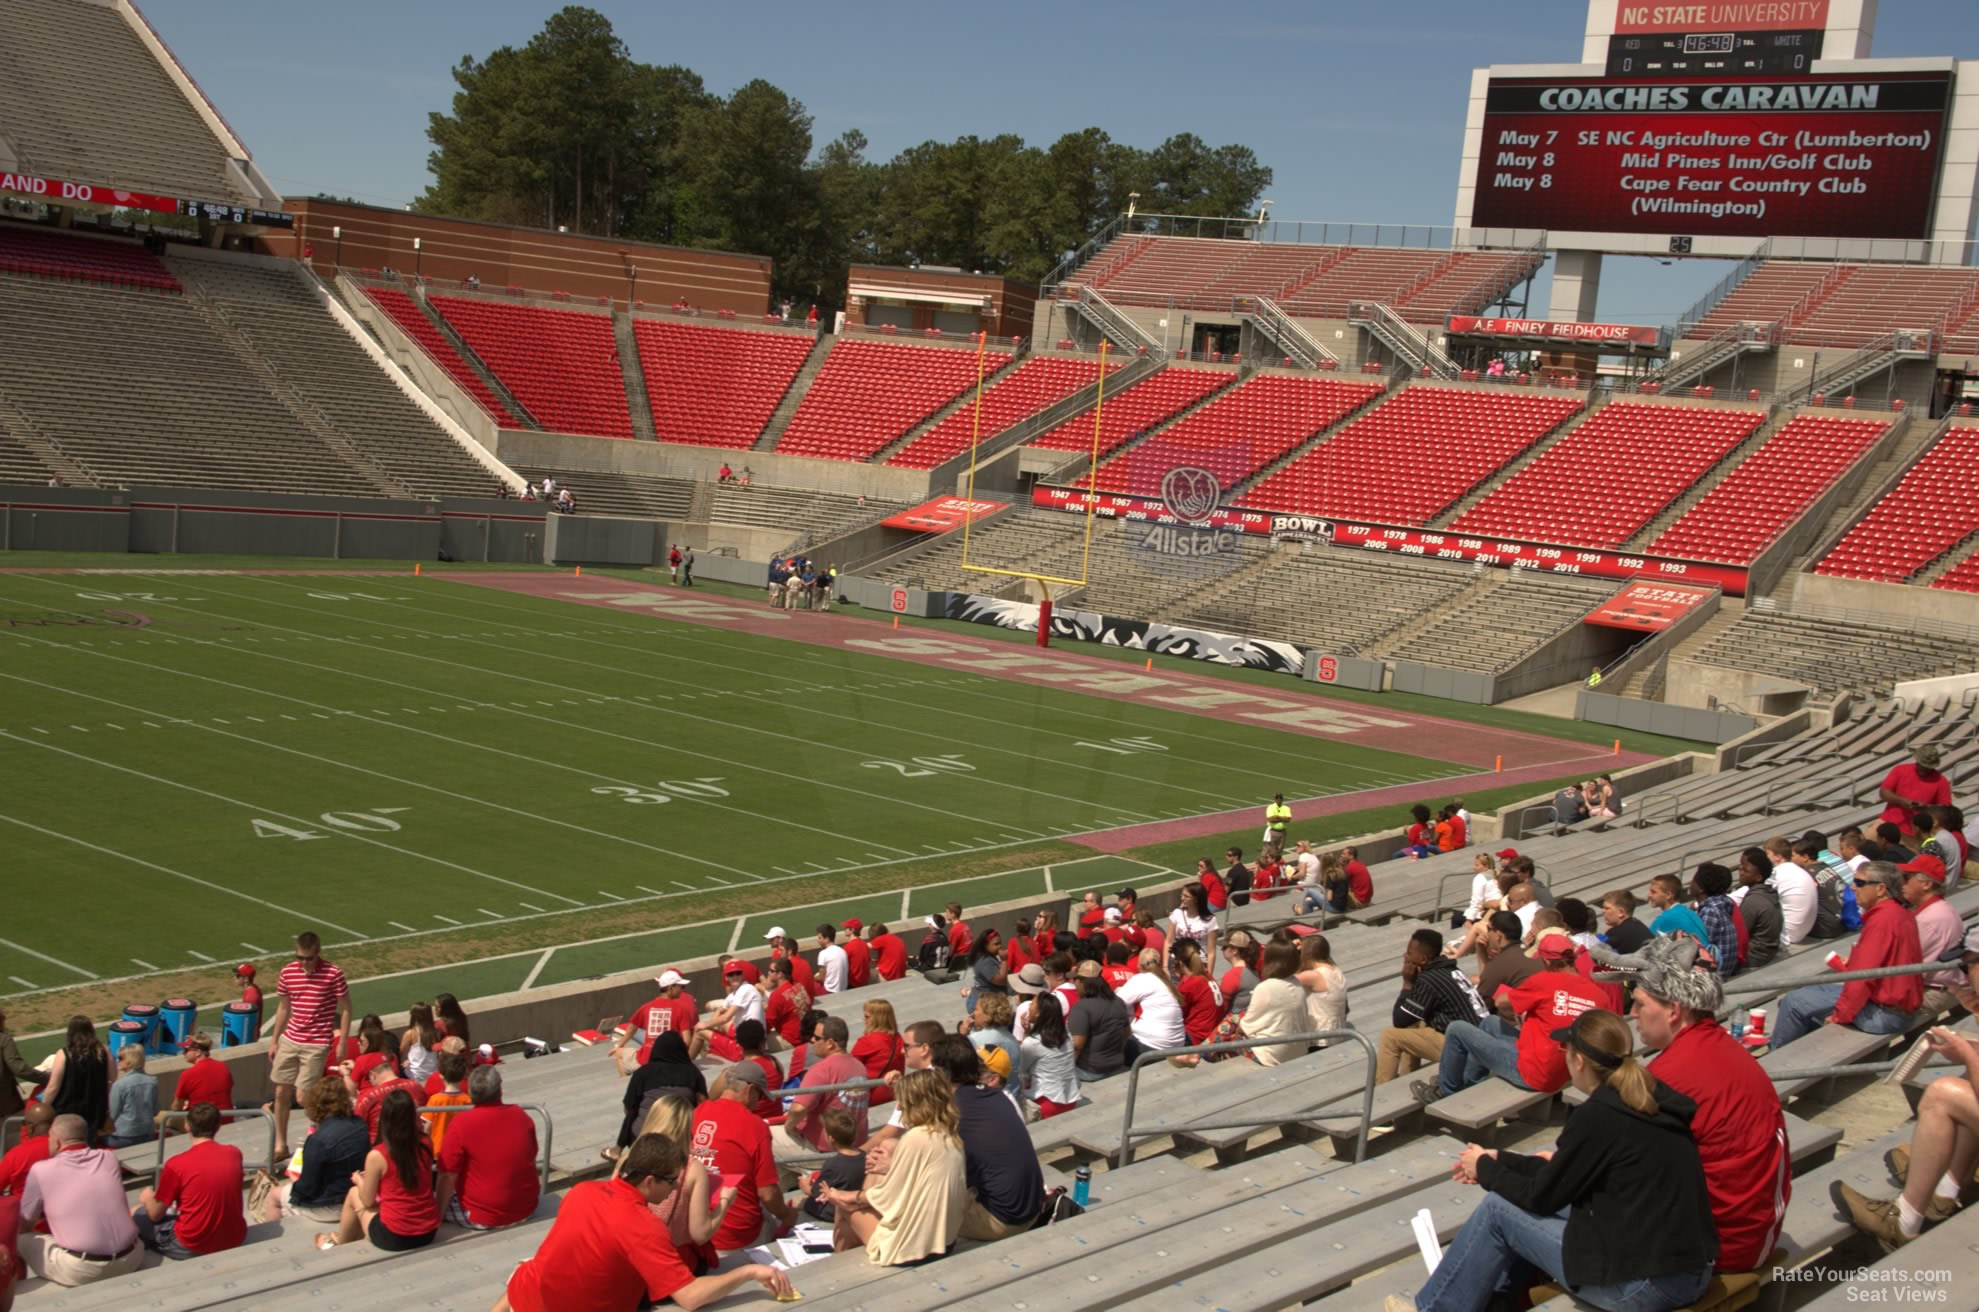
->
(1073, 1165, 1091, 1207)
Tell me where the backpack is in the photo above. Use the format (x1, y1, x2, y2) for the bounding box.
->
(1030, 1186, 1085, 1229)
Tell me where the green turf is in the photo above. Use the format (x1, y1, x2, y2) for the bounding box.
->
(0, 570, 1485, 999)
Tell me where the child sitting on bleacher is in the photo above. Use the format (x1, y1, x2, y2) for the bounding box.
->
(802, 1106, 867, 1221)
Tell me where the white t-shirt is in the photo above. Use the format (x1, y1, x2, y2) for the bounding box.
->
(1294, 851, 1321, 886)
(1514, 902, 1539, 936)
(724, 981, 764, 1026)
(1019, 1034, 1080, 1106)
(1114, 972, 1188, 1050)
(1771, 862, 1818, 947)
(1464, 872, 1497, 922)
(1169, 908, 1218, 945)
(818, 943, 849, 994)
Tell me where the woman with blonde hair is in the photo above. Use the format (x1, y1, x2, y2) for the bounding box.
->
(1389, 1009, 1715, 1312)
(257, 1076, 367, 1224)
(1448, 866, 1521, 961)
(1113, 947, 1187, 1055)
(623, 1092, 736, 1275)
(851, 998, 906, 1106)
(822, 1068, 967, 1265)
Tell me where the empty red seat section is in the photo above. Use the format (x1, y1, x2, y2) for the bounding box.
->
(429, 296, 632, 439)
(777, 339, 1010, 461)
(1029, 368, 1235, 460)
(0, 223, 180, 292)
(1817, 426, 1979, 583)
(363, 286, 515, 423)
(1647, 414, 1889, 563)
(636, 318, 811, 449)
(885, 357, 1115, 468)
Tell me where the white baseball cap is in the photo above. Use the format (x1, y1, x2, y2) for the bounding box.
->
(763, 926, 789, 941)
(655, 969, 688, 987)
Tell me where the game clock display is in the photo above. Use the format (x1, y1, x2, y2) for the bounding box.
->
(1469, 71, 1952, 239)
(1606, 28, 1824, 77)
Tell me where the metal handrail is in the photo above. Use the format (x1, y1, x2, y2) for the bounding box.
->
(418, 1101, 558, 1193)
(1112, 1028, 1376, 1168)
(1512, 804, 1559, 837)
(1718, 955, 1970, 997)
(154, 1106, 278, 1177)
(1630, 792, 1685, 827)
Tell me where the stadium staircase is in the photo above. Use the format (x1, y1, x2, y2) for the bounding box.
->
(867, 349, 1025, 464)
(1426, 391, 1611, 527)
(1244, 294, 1338, 367)
(1801, 327, 1938, 403)
(1649, 317, 1774, 392)
(174, 272, 407, 499)
(0, 391, 88, 485)
(1345, 300, 1460, 378)
(409, 289, 538, 428)
(1621, 403, 1786, 548)
(1910, 525, 1979, 587)
(610, 309, 657, 442)
(754, 333, 835, 450)
(1063, 284, 1161, 354)
(1612, 595, 1745, 699)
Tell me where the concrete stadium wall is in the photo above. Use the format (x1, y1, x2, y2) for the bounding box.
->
(1496, 754, 1704, 840)
(1895, 671, 1979, 709)
(1663, 659, 1813, 719)
(490, 429, 940, 502)
(1573, 691, 1758, 744)
(1390, 661, 1494, 704)
(0, 487, 131, 552)
(338, 277, 502, 448)
(544, 513, 662, 566)
(1794, 572, 1979, 632)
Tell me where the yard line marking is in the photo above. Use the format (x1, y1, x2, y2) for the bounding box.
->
(478, 908, 503, 919)
(241, 942, 270, 955)
(520, 948, 555, 991)
(518, 902, 544, 913)
(596, 890, 625, 901)
(867, 853, 889, 862)
(390, 921, 419, 933)
(0, 934, 97, 980)
(637, 886, 664, 897)
(774, 867, 798, 875)
(280, 714, 297, 721)
(131, 958, 160, 971)
(671, 881, 697, 891)
(107, 723, 125, 731)
(0, 725, 576, 912)
(726, 920, 745, 954)
(0, 811, 363, 937)
(434, 914, 462, 925)
(186, 950, 216, 962)
(69, 725, 89, 733)
(30, 728, 47, 734)
(8, 978, 35, 991)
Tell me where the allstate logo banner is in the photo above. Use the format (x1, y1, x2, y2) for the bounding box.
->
(1128, 464, 1250, 581)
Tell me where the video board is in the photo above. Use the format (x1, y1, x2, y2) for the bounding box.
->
(1467, 70, 1952, 239)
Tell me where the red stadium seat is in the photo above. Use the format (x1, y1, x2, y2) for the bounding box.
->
(777, 339, 1010, 462)
(885, 357, 1116, 469)
(429, 296, 633, 439)
(1817, 426, 1979, 583)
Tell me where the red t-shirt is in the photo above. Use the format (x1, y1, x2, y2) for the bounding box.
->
(437, 1101, 539, 1228)
(628, 994, 701, 1062)
(1101, 963, 1135, 992)
(870, 934, 908, 980)
(1178, 975, 1224, 1043)
(0, 1135, 51, 1200)
(745, 1056, 782, 1123)
(948, 921, 974, 958)
(276, 959, 349, 1046)
(355, 1077, 428, 1143)
(763, 985, 808, 1046)
(1137, 924, 1166, 959)
(1346, 861, 1374, 905)
(775, 951, 819, 999)
(843, 937, 872, 988)
(690, 1098, 779, 1251)
(849, 1032, 904, 1082)
(239, 983, 263, 1020)
(1199, 870, 1229, 912)
(375, 1142, 440, 1239)
(0, 1193, 19, 1291)
(504, 1177, 693, 1312)
(174, 1058, 233, 1112)
(350, 1052, 394, 1087)
(789, 1053, 869, 1151)
(1005, 936, 1038, 976)
(155, 1139, 246, 1255)
(1077, 907, 1106, 938)
(1495, 971, 1612, 1092)
(1251, 862, 1281, 901)
(1648, 1019, 1790, 1272)
(1880, 763, 1952, 833)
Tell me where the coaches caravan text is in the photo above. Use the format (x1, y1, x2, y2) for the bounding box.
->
(1534, 84, 1881, 112)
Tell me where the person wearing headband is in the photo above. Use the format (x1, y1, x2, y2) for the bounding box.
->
(1385, 1009, 1716, 1312)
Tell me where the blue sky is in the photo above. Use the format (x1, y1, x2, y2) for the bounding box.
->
(139, 0, 1972, 326)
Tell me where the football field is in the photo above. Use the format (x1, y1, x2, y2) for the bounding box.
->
(0, 566, 1506, 1005)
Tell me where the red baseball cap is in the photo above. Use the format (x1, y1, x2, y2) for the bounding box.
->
(234, 963, 256, 979)
(1496, 848, 1519, 862)
(1899, 854, 1948, 883)
(1532, 930, 1576, 962)
(841, 918, 863, 932)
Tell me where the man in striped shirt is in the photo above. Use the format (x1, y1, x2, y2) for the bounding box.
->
(267, 933, 351, 1161)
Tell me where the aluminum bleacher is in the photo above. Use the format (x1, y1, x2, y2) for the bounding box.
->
(1026, 366, 1236, 458)
(1687, 261, 1837, 340)
(777, 339, 1009, 461)
(1090, 374, 1383, 498)
(429, 296, 634, 439)
(507, 466, 692, 521)
(1449, 401, 1767, 549)
(1689, 260, 1979, 349)
(361, 284, 517, 424)
(1815, 425, 1979, 583)
(634, 318, 813, 449)
(1379, 571, 1619, 674)
(1646, 412, 1889, 564)
(0, 224, 181, 293)
(1693, 611, 1979, 697)
(1240, 385, 1584, 525)
(883, 356, 1112, 468)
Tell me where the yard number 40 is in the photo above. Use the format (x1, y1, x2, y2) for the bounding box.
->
(251, 808, 409, 840)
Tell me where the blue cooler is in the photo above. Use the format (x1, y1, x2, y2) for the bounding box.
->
(120, 1003, 162, 1056)
(220, 1000, 261, 1047)
(105, 1019, 148, 1062)
(157, 998, 198, 1053)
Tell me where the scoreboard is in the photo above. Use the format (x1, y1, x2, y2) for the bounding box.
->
(1467, 70, 1953, 239)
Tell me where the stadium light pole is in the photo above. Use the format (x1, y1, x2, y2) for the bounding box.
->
(412, 236, 423, 282)
(332, 225, 341, 269)
(1127, 191, 1140, 220)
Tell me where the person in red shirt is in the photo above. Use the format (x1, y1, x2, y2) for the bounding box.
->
(154, 1032, 232, 1137)
(1880, 745, 1953, 836)
(1074, 892, 1106, 938)
(1100, 942, 1136, 993)
(779, 1018, 870, 1163)
(353, 1060, 428, 1144)
(1133, 909, 1165, 962)
(494, 1134, 792, 1312)
(1598, 934, 1789, 1272)
(0, 1106, 52, 1212)
(1342, 846, 1375, 906)
(1422, 932, 1611, 1100)
(613, 970, 701, 1076)
(1004, 921, 1040, 977)
(840, 919, 873, 988)
(1251, 848, 1282, 901)
(1770, 861, 1924, 1048)
(233, 963, 262, 1038)
(1194, 859, 1229, 913)
(691, 1063, 797, 1252)
(761, 959, 810, 1046)
(945, 903, 973, 959)
(867, 923, 908, 981)
(0, 1192, 19, 1312)
(1172, 940, 1227, 1043)
(721, 956, 761, 987)
(764, 928, 819, 998)
(133, 1102, 245, 1259)
(437, 1066, 539, 1230)
(731, 1022, 783, 1124)
(317, 1090, 439, 1253)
